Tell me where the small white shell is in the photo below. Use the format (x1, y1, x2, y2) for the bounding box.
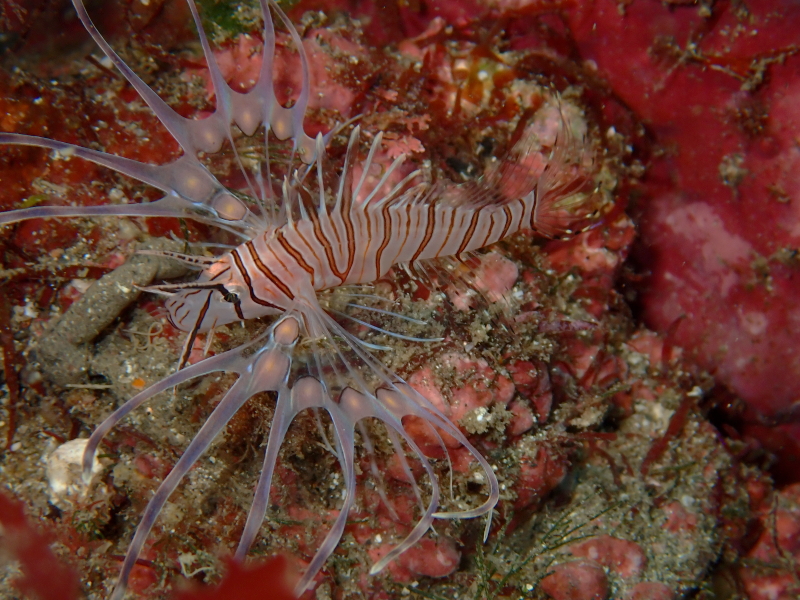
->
(46, 438, 102, 505)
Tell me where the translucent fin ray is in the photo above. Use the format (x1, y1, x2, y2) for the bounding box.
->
(74, 283, 498, 600)
(96, 314, 298, 600)
(81, 331, 272, 482)
(1, 0, 329, 234)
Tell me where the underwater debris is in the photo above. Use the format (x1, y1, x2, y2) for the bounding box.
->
(33, 237, 190, 387)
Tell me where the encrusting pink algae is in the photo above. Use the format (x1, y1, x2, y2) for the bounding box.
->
(1, 1, 799, 600)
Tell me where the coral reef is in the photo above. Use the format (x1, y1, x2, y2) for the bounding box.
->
(0, 1, 798, 599)
(563, 0, 800, 482)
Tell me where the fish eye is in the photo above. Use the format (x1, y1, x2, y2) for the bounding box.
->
(218, 286, 239, 303)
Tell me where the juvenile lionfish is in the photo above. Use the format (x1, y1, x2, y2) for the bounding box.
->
(0, 0, 594, 597)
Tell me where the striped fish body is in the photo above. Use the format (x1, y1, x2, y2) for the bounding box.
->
(351, 197, 535, 274)
(198, 115, 588, 331)
(267, 191, 536, 288)
(170, 187, 539, 334)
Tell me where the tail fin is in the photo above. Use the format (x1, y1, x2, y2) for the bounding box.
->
(443, 97, 598, 239)
(530, 105, 598, 239)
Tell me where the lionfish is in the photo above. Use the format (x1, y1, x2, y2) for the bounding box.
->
(0, 0, 593, 597)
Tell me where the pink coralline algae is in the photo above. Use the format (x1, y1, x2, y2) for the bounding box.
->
(0, 1, 799, 600)
(172, 555, 298, 600)
(539, 559, 609, 600)
(368, 537, 461, 582)
(568, 535, 647, 579)
(739, 483, 800, 600)
(625, 581, 675, 600)
(561, 0, 800, 481)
